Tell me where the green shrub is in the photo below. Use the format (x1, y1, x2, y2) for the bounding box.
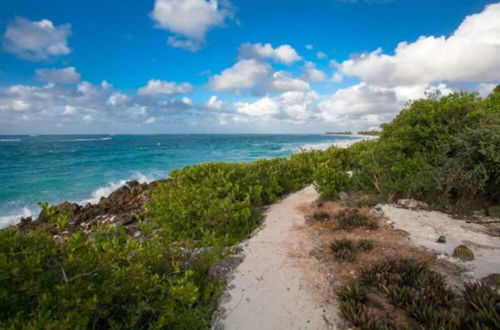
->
(349, 89, 500, 210)
(147, 157, 316, 245)
(312, 148, 351, 200)
(0, 226, 224, 329)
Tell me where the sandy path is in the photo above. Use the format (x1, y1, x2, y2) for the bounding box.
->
(217, 186, 336, 330)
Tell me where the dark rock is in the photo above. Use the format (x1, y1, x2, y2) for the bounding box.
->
(209, 256, 243, 282)
(437, 235, 446, 243)
(17, 179, 168, 236)
(481, 273, 500, 290)
(397, 199, 429, 209)
(338, 191, 349, 201)
(369, 205, 384, 218)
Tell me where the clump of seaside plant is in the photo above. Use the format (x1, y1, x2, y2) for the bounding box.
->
(335, 208, 378, 230)
(330, 238, 374, 262)
(338, 258, 500, 329)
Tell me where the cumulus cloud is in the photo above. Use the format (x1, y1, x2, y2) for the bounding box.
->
(318, 82, 454, 124)
(302, 62, 326, 82)
(318, 83, 398, 121)
(239, 42, 302, 65)
(2, 17, 71, 61)
(234, 90, 319, 121)
(339, 3, 500, 87)
(107, 92, 129, 106)
(35, 67, 80, 84)
(235, 97, 280, 117)
(207, 59, 271, 92)
(265, 71, 310, 92)
(151, 0, 233, 51)
(205, 95, 227, 111)
(138, 79, 193, 95)
(0, 79, 195, 128)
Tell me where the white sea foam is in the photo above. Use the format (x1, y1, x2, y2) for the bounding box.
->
(0, 139, 21, 142)
(79, 172, 156, 205)
(0, 172, 158, 229)
(61, 137, 112, 142)
(0, 207, 33, 228)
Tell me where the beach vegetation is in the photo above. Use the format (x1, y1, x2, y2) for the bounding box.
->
(339, 258, 500, 329)
(335, 208, 378, 230)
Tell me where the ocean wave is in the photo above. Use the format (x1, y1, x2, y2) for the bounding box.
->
(299, 138, 363, 151)
(0, 138, 21, 142)
(0, 207, 33, 228)
(79, 172, 156, 205)
(0, 172, 158, 229)
(61, 137, 112, 142)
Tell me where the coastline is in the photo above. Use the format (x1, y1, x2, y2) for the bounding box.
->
(2, 136, 367, 229)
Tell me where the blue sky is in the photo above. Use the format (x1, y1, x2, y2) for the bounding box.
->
(0, 0, 499, 134)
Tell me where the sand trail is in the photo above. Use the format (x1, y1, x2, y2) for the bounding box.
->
(217, 186, 336, 330)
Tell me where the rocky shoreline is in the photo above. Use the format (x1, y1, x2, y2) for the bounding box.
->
(17, 179, 167, 236)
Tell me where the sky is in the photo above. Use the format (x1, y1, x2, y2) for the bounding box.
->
(0, 0, 499, 134)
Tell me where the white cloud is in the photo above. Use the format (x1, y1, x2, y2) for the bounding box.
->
(316, 51, 327, 59)
(339, 3, 500, 87)
(207, 59, 271, 91)
(205, 95, 226, 111)
(331, 72, 344, 83)
(35, 67, 80, 84)
(82, 114, 93, 122)
(2, 17, 71, 61)
(318, 83, 399, 122)
(0, 79, 195, 128)
(181, 96, 193, 105)
(236, 97, 280, 117)
(239, 42, 302, 65)
(302, 62, 326, 82)
(278, 90, 319, 120)
(266, 71, 310, 92)
(63, 105, 76, 115)
(107, 92, 129, 106)
(144, 117, 157, 124)
(305, 44, 314, 50)
(138, 79, 193, 95)
(151, 0, 233, 50)
(234, 90, 319, 121)
(477, 83, 497, 97)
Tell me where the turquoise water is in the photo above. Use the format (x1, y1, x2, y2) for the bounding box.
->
(0, 134, 358, 227)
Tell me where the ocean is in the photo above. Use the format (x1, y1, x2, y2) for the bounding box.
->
(0, 134, 359, 227)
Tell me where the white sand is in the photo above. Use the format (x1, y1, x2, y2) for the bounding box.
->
(217, 186, 336, 330)
(380, 205, 500, 279)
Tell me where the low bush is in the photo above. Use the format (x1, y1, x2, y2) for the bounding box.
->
(0, 226, 224, 329)
(147, 157, 316, 245)
(312, 148, 351, 200)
